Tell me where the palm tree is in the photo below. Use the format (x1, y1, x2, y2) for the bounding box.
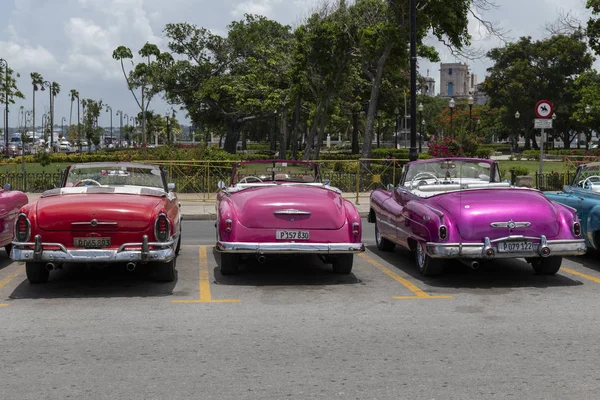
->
(69, 89, 78, 126)
(30, 72, 44, 143)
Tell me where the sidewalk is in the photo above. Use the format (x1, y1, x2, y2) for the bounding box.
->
(23, 192, 372, 221)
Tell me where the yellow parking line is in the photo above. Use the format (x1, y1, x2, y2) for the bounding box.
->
(358, 253, 452, 299)
(561, 267, 600, 284)
(173, 245, 240, 304)
(0, 266, 24, 307)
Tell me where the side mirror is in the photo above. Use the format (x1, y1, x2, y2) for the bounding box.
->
(167, 182, 176, 191)
(387, 183, 395, 191)
(217, 181, 227, 189)
(323, 179, 331, 186)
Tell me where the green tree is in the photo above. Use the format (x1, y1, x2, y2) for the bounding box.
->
(112, 43, 173, 146)
(0, 62, 25, 138)
(483, 31, 594, 149)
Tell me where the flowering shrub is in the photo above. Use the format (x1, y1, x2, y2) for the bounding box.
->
(427, 132, 482, 158)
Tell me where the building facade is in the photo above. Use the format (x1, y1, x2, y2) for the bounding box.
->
(439, 62, 478, 99)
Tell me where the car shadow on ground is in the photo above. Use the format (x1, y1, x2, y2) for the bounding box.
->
(212, 248, 362, 286)
(571, 249, 600, 272)
(0, 251, 13, 272)
(366, 245, 583, 289)
(9, 262, 178, 299)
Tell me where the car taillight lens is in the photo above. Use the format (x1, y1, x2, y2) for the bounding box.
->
(15, 213, 31, 242)
(154, 213, 170, 242)
(225, 219, 232, 232)
(573, 222, 581, 237)
(352, 222, 360, 236)
(439, 225, 448, 240)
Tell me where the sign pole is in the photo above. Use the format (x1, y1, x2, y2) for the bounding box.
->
(539, 128, 544, 176)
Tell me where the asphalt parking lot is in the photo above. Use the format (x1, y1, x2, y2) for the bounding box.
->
(2, 220, 600, 399)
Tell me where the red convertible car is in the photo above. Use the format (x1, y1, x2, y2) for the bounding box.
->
(11, 162, 181, 283)
(0, 184, 28, 256)
(215, 160, 364, 275)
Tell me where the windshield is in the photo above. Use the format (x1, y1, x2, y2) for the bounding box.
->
(233, 161, 317, 184)
(65, 164, 165, 189)
(402, 160, 499, 187)
(573, 164, 600, 188)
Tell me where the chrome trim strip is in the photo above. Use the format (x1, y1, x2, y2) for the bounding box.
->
(216, 241, 365, 254)
(490, 221, 531, 228)
(71, 221, 118, 226)
(423, 204, 445, 224)
(273, 209, 312, 215)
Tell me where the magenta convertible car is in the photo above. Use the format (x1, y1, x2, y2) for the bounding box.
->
(368, 158, 586, 276)
(215, 160, 364, 275)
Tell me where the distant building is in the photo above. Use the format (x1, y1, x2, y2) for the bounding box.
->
(422, 76, 436, 97)
(474, 82, 488, 105)
(439, 62, 477, 99)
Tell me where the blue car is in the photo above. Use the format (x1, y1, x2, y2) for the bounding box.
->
(544, 162, 600, 251)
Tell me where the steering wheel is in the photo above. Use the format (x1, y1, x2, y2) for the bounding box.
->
(239, 176, 263, 183)
(581, 175, 600, 188)
(73, 179, 101, 187)
(410, 172, 440, 188)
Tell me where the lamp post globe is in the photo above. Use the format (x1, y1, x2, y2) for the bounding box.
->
(394, 107, 399, 149)
(417, 103, 423, 152)
(468, 95, 474, 132)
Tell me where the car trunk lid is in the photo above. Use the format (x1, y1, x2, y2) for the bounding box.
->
(434, 189, 561, 240)
(36, 194, 161, 231)
(232, 185, 346, 229)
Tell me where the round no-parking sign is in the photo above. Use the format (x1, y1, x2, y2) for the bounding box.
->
(535, 100, 553, 118)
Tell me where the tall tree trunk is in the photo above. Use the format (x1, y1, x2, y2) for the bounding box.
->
(278, 109, 288, 159)
(223, 120, 240, 153)
(291, 96, 301, 160)
(351, 111, 359, 154)
(361, 43, 393, 158)
(314, 96, 331, 160)
(303, 101, 323, 160)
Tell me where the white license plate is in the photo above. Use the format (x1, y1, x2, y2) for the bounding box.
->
(74, 237, 111, 248)
(276, 230, 310, 240)
(497, 241, 533, 253)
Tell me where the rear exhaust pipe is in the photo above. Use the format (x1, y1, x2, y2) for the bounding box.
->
(45, 262, 55, 271)
(126, 262, 137, 272)
(459, 259, 481, 270)
(257, 255, 266, 264)
(470, 261, 480, 270)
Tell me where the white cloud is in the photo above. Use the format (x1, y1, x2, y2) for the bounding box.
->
(232, 0, 282, 18)
(0, 41, 58, 69)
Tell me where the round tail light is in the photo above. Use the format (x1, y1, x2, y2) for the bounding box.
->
(439, 225, 448, 240)
(573, 222, 581, 237)
(14, 213, 31, 243)
(154, 213, 170, 242)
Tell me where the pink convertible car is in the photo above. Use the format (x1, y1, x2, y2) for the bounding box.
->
(215, 160, 364, 275)
(369, 158, 586, 276)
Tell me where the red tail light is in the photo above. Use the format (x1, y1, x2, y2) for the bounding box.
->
(573, 222, 581, 237)
(439, 225, 448, 240)
(352, 222, 360, 236)
(154, 213, 170, 242)
(15, 213, 31, 242)
(225, 219, 232, 232)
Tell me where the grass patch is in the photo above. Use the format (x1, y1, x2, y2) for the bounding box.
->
(497, 160, 567, 175)
(0, 162, 69, 174)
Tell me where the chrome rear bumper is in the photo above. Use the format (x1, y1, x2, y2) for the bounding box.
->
(427, 235, 586, 259)
(12, 234, 176, 263)
(216, 241, 365, 254)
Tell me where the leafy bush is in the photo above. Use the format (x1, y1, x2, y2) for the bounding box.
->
(512, 166, 529, 176)
(476, 148, 493, 159)
(522, 150, 539, 161)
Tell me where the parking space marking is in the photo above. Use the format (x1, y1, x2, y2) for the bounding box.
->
(173, 246, 240, 304)
(561, 267, 600, 284)
(358, 253, 452, 299)
(0, 266, 24, 307)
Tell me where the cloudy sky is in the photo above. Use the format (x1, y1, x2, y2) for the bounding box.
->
(0, 0, 593, 129)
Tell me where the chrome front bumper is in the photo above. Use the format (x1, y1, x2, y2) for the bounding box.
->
(216, 241, 365, 254)
(427, 235, 586, 259)
(12, 234, 176, 263)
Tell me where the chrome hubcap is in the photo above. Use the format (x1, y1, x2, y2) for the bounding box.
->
(417, 243, 426, 270)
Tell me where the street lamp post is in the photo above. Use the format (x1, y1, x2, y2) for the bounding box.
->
(514, 111, 520, 152)
(468, 95, 474, 132)
(42, 80, 53, 150)
(166, 112, 170, 146)
(449, 98, 455, 136)
(420, 119, 425, 153)
(24, 110, 32, 190)
(394, 107, 399, 150)
(0, 58, 9, 157)
(105, 105, 113, 145)
(116, 110, 123, 146)
(61, 117, 66, 144)
(417, 103, 423, 153)
(585, 104, 591, 150)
